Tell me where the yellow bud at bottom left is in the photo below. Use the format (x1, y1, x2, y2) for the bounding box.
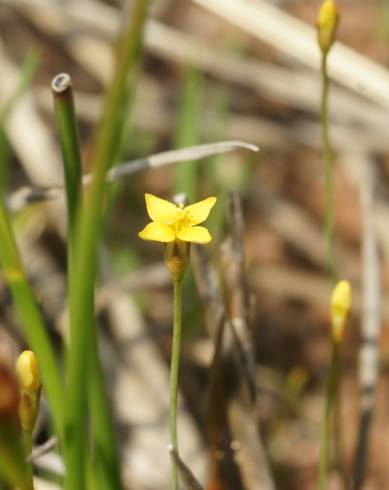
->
(15, 350, 41, 433)
(16, 350, 41, 393)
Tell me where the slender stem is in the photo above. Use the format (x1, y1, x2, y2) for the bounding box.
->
(320, 50, 344, 488)
(22, 429, 34, 490)
(321, 52, 336, 283)
(319, 340, 340, 490)
(169, 279, 183, 490)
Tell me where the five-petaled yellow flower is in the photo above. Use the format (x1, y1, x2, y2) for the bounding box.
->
(139, 194, 216, 244)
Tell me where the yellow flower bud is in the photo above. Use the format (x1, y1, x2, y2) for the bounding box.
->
(317, 0, 339, 54)
(164, 241, 190, 282)
(16, 350, 40, 393)
(330, 280, 352, 342)
(16, 350, 41, 432)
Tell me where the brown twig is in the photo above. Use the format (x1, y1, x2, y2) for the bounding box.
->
(219, 193, 275, 490)
(192, 194, 275, 490)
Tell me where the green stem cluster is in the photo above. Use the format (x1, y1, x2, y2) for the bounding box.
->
(63, 2, 150, 488)
(53, 72, 121, 490)
(0, 0, 150, 488)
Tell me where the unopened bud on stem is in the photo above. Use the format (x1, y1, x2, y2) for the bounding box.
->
(16, 350, 41, 432)
(317, 0, 339, 54)
(330, 280, 352, 343)
(164, 241, 190, 283)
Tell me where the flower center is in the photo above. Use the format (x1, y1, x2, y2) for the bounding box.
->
(176, 208, 190, 232)
(166, 206, 191, 234)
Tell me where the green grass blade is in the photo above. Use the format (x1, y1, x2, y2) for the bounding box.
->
(174, 68, 203, 202)
(0, 49, 40, 193)
(88, 345, 122, 490)
(0, 199, 64, 441)
(204, 84, 230, 241)
(0, 48, 40, 125)
(52, 73, 82, 252)
(64, 2, 150, 489)
(51, 72, 87, 485)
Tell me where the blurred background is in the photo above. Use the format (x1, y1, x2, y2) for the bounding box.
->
(1, 0, 389, 489)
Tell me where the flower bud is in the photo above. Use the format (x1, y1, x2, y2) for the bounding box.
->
(317, 0, 339, 54)
(164, 242, 190, 282)
(16, 350, 40, 393)
(15, 350, 41, 432)
(19, 393, 40, 432)
(331, 280, 352, 342)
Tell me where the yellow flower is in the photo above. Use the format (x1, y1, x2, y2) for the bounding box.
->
(330, 280, 352, 342)
(317, 0, 339, 53)
(139, 194, 216, 244)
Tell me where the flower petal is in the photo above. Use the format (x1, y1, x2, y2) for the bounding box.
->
(145, 193, 178, 224)
(185, 197, 217, 225)
(177, 226, 212, 244)
(139, 222, 175, 242)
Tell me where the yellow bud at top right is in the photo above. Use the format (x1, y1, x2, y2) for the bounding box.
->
(317, 0, 339, 54)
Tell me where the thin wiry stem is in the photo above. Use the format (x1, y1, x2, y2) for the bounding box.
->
(319, 341, 340, 490)
(169, 279, 183, 490)
(22, 429, 34, 490)
(321, 52, 336, 283)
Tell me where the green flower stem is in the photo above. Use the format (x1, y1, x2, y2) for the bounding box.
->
(320, 52, 336, 283)
(22, 429, 34, 490)
(169, 279, 183, 490)
(64, 2, 150, 489)
(319, 340, 341, 490)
